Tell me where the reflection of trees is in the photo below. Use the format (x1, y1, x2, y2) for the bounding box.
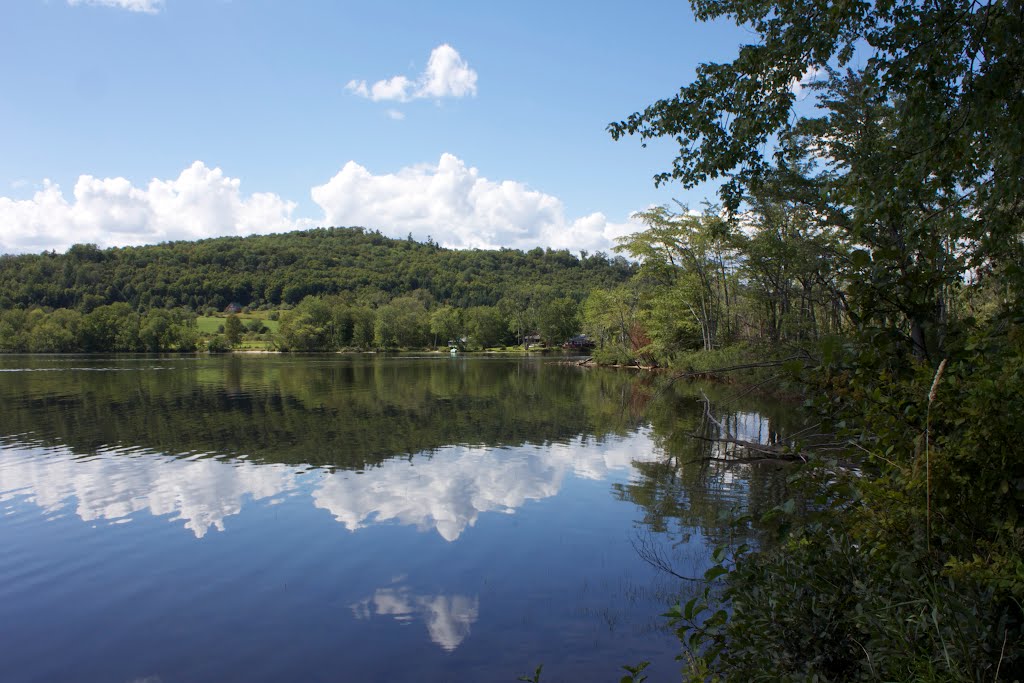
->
(611, 381, 799, 546)
(0, 357, 647, 470)
(0, 357, 810, 553)
(0, 427, 659, 541)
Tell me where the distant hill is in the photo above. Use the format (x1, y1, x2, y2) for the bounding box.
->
(0, 227, 635, 312)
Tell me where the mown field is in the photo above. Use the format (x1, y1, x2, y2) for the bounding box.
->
(196, 313, 281, 335)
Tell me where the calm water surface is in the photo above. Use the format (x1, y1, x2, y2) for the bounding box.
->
(0, 354, 801, 682)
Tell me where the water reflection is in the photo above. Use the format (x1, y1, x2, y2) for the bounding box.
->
(351, 581, 479, 651)
(0, 355, 648, 470)
(0, 447, 303, 537)
(0, 432, 658, 541)
(0, 356, 808, 681)
(313, 436, 655, 541)
(0, 356, 804, 544)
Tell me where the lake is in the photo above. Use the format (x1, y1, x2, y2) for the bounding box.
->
(0, 354, 800, 682)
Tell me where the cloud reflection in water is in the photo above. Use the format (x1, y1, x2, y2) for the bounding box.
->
(350, 581, 479, 651)
(0, 431, 656, 541)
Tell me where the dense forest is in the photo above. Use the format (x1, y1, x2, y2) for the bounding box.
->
(0, 227, 635, 352)
(0, 226, 633, 311)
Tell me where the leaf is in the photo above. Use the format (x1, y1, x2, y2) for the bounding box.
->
(704, 565, 730, 581)
(683, 596, 701, 620)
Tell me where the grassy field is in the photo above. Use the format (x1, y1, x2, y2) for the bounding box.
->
(196, 313, 280, 334)
(237, 339, 275, 350)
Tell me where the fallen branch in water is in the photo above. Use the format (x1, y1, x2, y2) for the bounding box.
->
(688, 391, 858, 467)
(692, 390, 808, 463)
(668, 352, 814, 384)
(631, 531, 704, 582)
(687, 433, 806, 462)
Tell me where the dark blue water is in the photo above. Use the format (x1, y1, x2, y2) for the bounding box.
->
(0, 354, 798, 682)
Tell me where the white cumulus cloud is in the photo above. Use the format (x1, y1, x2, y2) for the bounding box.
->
(311, 153, 641, 252)
(67, 0, 164, 13)
(0, 162, 304, 254)
(345, 44, 478, 103)
(311, 433, 657, 542)
(1, 155, 639, 255)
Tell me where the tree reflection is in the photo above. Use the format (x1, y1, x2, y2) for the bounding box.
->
(611, 381, 798, 550)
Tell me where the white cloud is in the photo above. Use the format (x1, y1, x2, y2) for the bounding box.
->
(0, 430, 658, 542)
(386, 109, 406, 121)
(67, 0, 164, 13)
(0, 161, 304, 254)
(790, 65, 826, 97)
(1, 155, 639, 255)
(345, 44, 478, 103)
(417, 44, 478, 99)
(311, 153, 641, 252)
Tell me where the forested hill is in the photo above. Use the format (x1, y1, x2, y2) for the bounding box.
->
(0, 227, 635, 311)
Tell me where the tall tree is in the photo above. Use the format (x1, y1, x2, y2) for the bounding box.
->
(616, 208, 733, 351)
(224, 314, 244, 348)
(609, 0, 1024, 358)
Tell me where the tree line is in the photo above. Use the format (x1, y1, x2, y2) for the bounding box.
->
(0, 226, 633, 312)
(0, 227, 637, 352)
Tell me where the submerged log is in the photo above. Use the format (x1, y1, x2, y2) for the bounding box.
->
(690, 391, 855, 467)
(692, 391, 807, 463)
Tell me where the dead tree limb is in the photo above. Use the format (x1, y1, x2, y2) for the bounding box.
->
(668, 351, 814, 384)
(695, 391, 808, 463)
(631, 531, 703, 582)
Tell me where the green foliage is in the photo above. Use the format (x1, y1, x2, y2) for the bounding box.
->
(429, 305, 464, 347)
(589, 199, 849, 365)
(464, 305, 508, 349)
(617, 207, 733, 352)
(0, 227, 635, 313)
(535, 296, 578, 347)
(375, 296, 430, 348)
(608, 0, 1024, 677)
(689, 533, 1010, 680)
(619, 661, 651, 682)
(611, 0, 1023, 361)
(0, 304, 197, 353)
(277, 296, 334, 351)
(205, 335, 230, 353)
(223, 314, 243, 348)
(2, 228, 617, 354)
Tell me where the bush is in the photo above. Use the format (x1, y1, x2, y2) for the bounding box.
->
(206, 335, 230, 353)
(674, 330, 1024, 681)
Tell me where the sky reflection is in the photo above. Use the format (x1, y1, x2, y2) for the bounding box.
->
(351, 580, 479, 651)
(0, 431, 659, 541)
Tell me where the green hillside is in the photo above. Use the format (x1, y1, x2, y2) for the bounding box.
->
(0, 227, 634, 312)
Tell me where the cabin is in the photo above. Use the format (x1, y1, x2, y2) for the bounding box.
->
(562, 334, 595, 350)
(224, 302, 243, 314)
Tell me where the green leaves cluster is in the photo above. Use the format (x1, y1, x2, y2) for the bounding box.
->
(0, 227, 634, 314)
(0, 304, 198, 353)
(608, 0, 1024, 677)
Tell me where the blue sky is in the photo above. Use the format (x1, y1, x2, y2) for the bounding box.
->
(0, 0, 753, 254)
